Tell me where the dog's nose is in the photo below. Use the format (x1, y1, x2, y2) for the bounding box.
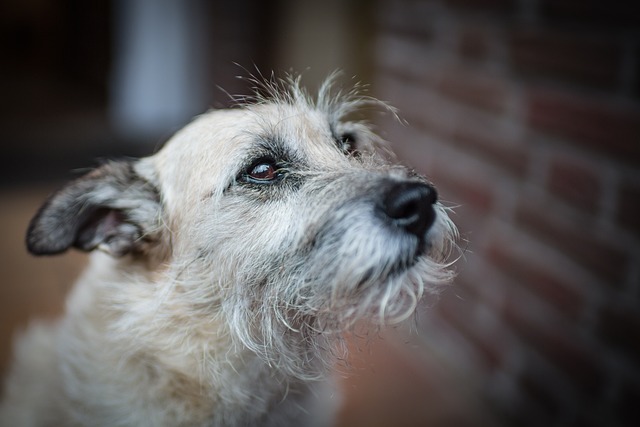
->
(381, 182, 437, 237)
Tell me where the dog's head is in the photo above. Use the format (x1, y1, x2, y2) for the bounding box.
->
(27, 76, 458, 377)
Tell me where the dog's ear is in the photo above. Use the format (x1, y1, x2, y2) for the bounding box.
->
(26, 160, 162, 257)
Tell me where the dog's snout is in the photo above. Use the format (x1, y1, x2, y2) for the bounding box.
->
(381, 182, 437, 237)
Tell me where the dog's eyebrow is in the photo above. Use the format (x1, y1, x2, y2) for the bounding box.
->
(252, 133, 304, 166)
(328, 121, 360, 154)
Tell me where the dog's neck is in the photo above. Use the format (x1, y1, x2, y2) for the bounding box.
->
(59, 252, 328, 425)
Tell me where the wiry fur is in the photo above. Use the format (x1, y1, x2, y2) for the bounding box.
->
(1, 76, 458, 426)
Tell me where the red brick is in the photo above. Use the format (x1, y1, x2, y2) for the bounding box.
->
(436, 67, 511, 114)
(378, 1, 436, 42)
(376, 63, 441, 105)
(547, 157, 601, 213)
(502, 296, 606, 397)
(376, 37, 420, 79)
(509, 29, 622, 90)
(617, 178, 640, 237)
(597, 305, 640, 363)
(515, 197, 628, 284)
(458, 26, 492, 62)
(527, 88, 640, 165)
(379, 22, 435, 45)
(436, 286, 504, 370)
(429, 161, 495, 215)
(376, 76, 447, 138)
(486, 242, 585, 320)
(450, 115, 529, 178)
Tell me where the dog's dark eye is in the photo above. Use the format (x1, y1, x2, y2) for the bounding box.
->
(245, 158, 282, 183)
(250, 163, 276, 180)
(337, 133, 357, 154)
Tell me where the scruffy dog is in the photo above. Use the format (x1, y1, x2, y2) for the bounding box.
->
(0, 76, 457, 426)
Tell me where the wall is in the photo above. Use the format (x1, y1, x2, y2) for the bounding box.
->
(373, 0, 640, 426)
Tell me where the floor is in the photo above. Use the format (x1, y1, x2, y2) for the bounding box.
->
(0, 185, 491, 427)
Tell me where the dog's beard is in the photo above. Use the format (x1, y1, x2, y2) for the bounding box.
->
(293, 212, 457, 328)
(217, 206, 457, 381)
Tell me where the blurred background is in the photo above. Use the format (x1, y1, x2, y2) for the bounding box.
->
(1, 0, 639, 426)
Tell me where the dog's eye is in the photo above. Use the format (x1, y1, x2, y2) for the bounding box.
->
(337, 133, 357, 155)
(250, 163, 276, 180)
(245, 158, 282, 183)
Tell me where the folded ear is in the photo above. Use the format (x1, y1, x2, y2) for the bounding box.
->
(26, 160, 162, 257)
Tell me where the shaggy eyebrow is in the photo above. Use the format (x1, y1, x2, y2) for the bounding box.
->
(251, 134, 303, 166)
(328, 120, 357, 147)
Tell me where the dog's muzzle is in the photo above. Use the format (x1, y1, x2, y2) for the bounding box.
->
(379, 181, 438, 241)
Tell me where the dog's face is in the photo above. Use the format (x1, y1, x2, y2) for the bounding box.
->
(27, 78, 457, 377)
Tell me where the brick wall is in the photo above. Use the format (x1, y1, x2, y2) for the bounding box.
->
(373, 1, 640, 426)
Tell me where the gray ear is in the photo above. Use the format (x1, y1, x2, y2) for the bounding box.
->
(26, 160, 162, 257)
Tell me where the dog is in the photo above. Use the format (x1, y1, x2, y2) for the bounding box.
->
(0, 75, 457, 426)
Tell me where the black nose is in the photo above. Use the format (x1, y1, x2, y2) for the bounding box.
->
(381, 182, 438, 237)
